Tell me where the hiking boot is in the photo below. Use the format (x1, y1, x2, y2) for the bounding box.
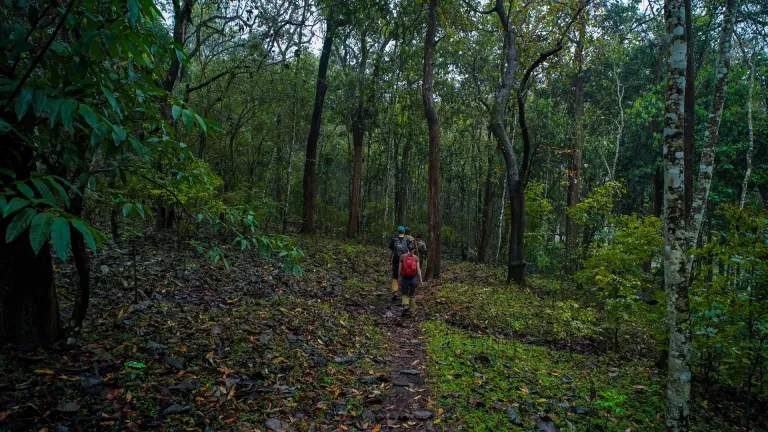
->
(401, 307, 411, 318)
(391, 293, 399, 302)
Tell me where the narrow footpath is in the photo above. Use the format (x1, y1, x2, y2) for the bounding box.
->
(374, 290, 436, 431)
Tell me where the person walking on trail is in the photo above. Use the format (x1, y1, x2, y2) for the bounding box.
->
(398, 242, 423, 317)
(404, 227, 419, 257)
(415, 232, 428, 263)
(389, 226, 411, 301)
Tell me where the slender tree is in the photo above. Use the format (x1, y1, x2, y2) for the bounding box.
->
(302, 6, 339, 234)
(661, 0, 736, 428)
(423, 0, 441, 279)
(347, 31, 368, 237)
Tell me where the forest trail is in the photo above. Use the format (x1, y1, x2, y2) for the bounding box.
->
(373, 289, 436, 431)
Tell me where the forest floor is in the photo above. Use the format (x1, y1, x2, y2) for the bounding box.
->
(0, 233, 764, 431)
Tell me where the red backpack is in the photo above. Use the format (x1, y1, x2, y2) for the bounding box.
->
(402, 254, 417, 278)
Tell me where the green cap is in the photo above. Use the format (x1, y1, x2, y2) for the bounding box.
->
(397, 226, 405, 233)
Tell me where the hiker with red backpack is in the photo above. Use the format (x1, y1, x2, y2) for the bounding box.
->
(389, 226, 412, 301)
(398, 242, 423, 317)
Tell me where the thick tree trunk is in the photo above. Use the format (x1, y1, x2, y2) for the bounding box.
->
(347, 33, 368, 237)
(423, 0, 441, 280)
(477, 151, 494, 263)
(566, 14, 585, 258)
(661, 2, 691, 428)
(301, 8, 337, 234)
(662, 0, 735, 429)
(0, 140, 61, 346)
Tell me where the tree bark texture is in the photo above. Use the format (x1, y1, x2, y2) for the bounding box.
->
(477, 151, 494, 263)
(683, 0, 695, 218)
(302, 8, 337, 233)
(487, 0, 525, 284)
(347, 32, 368, 237)
(739, 56, 754, 210)
(566, 13, 585, 257)
(0, 139, 61, 345)
(661, 0, 692, 426)
(423, 0, 441, 279)
(662, 0, 735, 429)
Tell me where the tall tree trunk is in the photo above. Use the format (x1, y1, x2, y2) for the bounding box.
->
(683, 0, 695, 218)
(487, 0, 523, 284)
(566, 13, 586, 259)
(662, 0, 735, 429)
(653, 37, 666, 218)
(477, 150, 494, 263)
(301, 8, 337, 233)
(394, 135, 405, 224)
(739, 51, 755, 210)
(423, 0, 441, 280)
(661, 2, 691, 426)
(347, 32, 368, 237)
(0, 139, 61, 345)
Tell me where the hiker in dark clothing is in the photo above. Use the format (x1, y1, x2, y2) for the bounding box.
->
(388, 226, 411, 300)
(415, 232, 428, 264)
(398, 242, 423, 317)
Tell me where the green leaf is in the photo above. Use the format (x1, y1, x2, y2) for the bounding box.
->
(124, 361, 146, 369)
(29, 212, 53, 255)
(181, 109, 194, 131)
(127, 0, 139, 25)
(6, 208, 36, 243)
(51, 217, 70, 262)
(47, 98, 62, 127)
(194, 113, 207, 132)
(122, 203, 133, 217)
(79, 104, 99, 128)
(112, 125, 127, 145)
(4, 197, 29, 217)
(135, 203, 145, 218)
(101, 86, 122, 118)
(31, 178, 56, 204)
(15, 88, 32, 120)
(47, 178, 70, 207)
(32, 89, 47, 116)
(0, 118, 10, 133)
(175, 48, 185, 63)
(71, 219, 97, 252)
(16, 182, 35, 200)
(172, 105, 181, 121)
(60, 99, 78, 132)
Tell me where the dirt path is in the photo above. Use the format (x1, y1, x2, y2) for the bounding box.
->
(372, 291, 436, 431)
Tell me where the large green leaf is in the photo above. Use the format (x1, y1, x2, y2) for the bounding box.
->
(47, 98, 62, 127)
(172, 105, 181, 121)
(79, 104, 100, 128)
(32, 89, 47, 116)
(127, 0, 139, 25)
(29, 212, 53, 255)
(181, 109, 194, 131)
(71, 218, 97, 252)
(51, 217, 70, 262)
(6, 208, 36, 243)
(101, 86, 121, 119)
(47, 178, 70, 207)
(194, 113, 207, 132)
(31, 178, 56, 204)
(4, 197, 29, 217)
(15, 88, 32, 120)
(60, 99, 78, 132)
(16, 182, 36, 200)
